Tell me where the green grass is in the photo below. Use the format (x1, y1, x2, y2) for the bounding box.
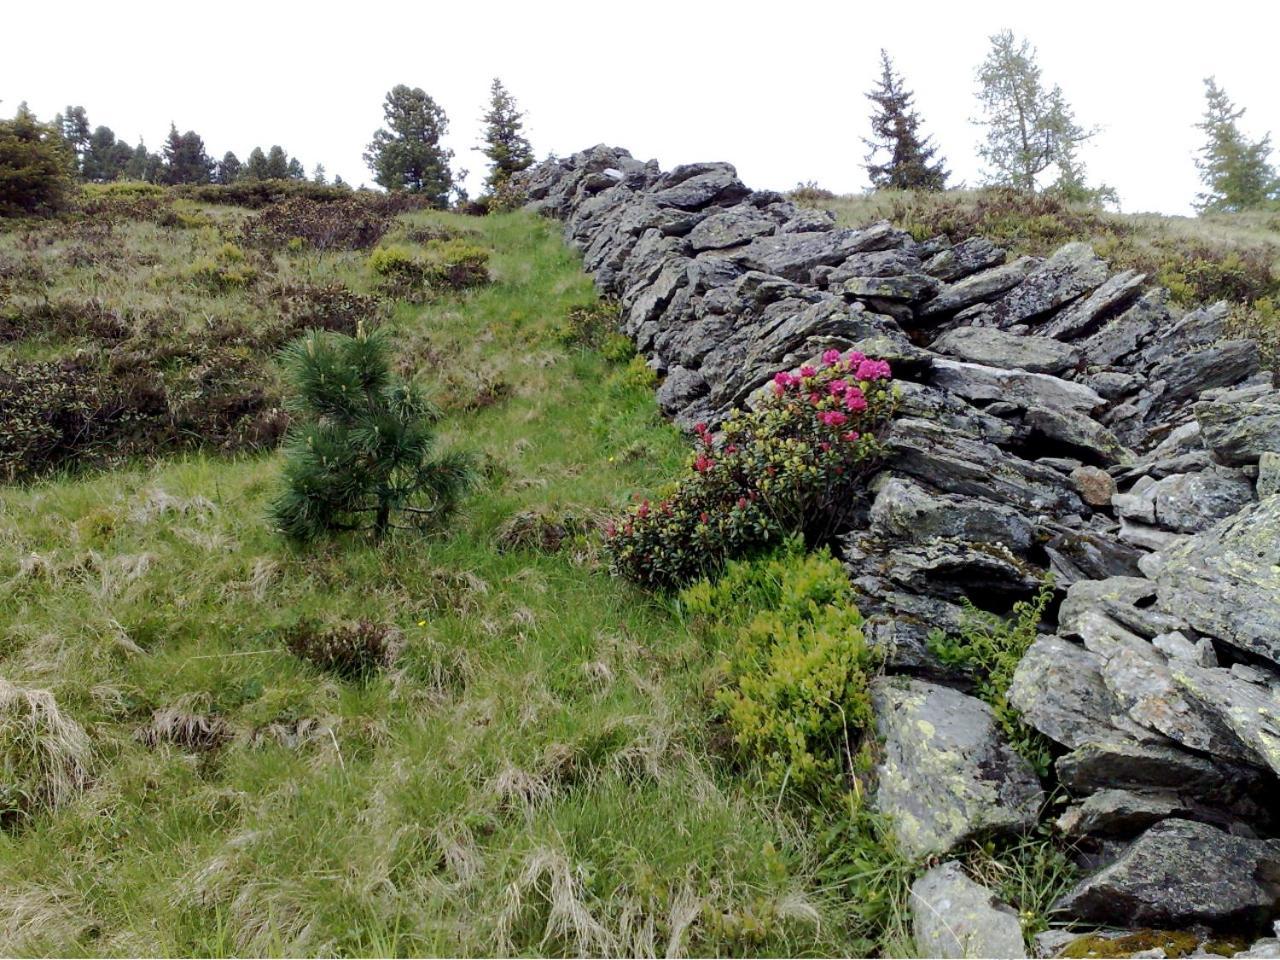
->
(0, 207, 874, 956)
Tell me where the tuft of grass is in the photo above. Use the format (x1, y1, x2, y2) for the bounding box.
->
(0, 678, 91, 823)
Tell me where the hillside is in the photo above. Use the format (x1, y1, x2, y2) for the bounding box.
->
(2, 160, 1280, 960)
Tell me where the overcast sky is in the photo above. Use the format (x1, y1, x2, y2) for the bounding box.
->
(5, 0, 1278, 215)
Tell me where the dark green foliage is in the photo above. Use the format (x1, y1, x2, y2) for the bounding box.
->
(81, 126, 134, 182)
(54, 106, 91, 171)
(270, 326, 473, 541)
(215, 151, 241, 185)
(0, 105, 76, 218)
(1195, 77, 1278, 213)
(364, 85, 454, 205)
(124, 141, 150, 181)
(265, 145, 289, 180)
(864, 49, 948, 191)
(239, 197, 392, 251)
(272, 282, 384, 339)
(286, 157, 306, 181)
(479, 77, 534, 192)
(176, 178, 353, 208)
(160, 124, 213, 185)
(368, 240, 491, 295)
(554, 301, 622, 348)
(243, 146, 269, 181)
(283, 619, 400, 679)
(926, 581, 1056, 776)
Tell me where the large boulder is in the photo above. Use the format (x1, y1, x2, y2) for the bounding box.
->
(1111, 468, 1255, 534)
(1009, 635, 1125, 749)
(871, 678, 1044, 858)
(1053, 819, 1280, 930)
(1156, 495, 1280, 666)
(911, 862, 1027, 959)
(918, 258, 1039, 319)
(1039, 269, 1147, 340)
(990, 242, 1110, 326)
(1195, 387, 1280, 466)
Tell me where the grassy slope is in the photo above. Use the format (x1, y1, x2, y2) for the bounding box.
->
(0, 209, 871, 957)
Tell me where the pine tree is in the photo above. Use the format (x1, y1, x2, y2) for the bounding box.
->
(160, 124, 213, 184)
(54, 105, 90, 174)
(1194, 77, 1278, 213)
(81, 125, 120, 182)
(364, 84, 454, 205)
(243, 146, 269, 180)
(862, 50, 948, 192)
(312, 163, 327, 185)
(974, 30, 1097, 194)
(125, 141, 149, 180)
(286, 156, 306, 180)
(270, 326, 473, 541)
(215, 151, 241, 184)
(479, 77, 533, 192)
(265, 145, 289, 180)
(0, 104, 76, 217)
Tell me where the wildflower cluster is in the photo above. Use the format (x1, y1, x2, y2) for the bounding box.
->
(606, 349, 896, 589)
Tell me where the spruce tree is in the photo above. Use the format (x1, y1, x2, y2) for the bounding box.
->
(270, 325, 473, 541)
(312, 163, 327, 185)
(0, 104, 76, 216)
(286, 157, 306, 180)
(265, 145, 289, 180)
(243, 146, 269, 180)
(82, 125, 121, 182)
(54, 105, 90, 174)
(160, 124, 213, 184)
(215, 151, 241, 184)
(1194, 77, 1277, 213)
(863, 50, 948, 191)
(125, 141, 149, 180)
(364, 85, 454, 205)
(479, 77, 533, 192)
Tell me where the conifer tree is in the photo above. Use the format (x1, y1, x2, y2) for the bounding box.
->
(479, 78, 533, 192)
(1194, 77, 1278, 213)
(312, 163, 327, 185)
(974, 31, 1096, 194)
(160, 124, 213, 184)
(286, 156, 306, 180)
(270, 325, 473, 541)
(364, 84, 454, 205)
(54, 105, 90, 174)
(265, 145, 289, 180)
(243, 146, 269, 180)
(863, 50, 948, 191)
(0, 104, 76, 216)
(125, 141, 149, 180)
(215, 151, 242, 184)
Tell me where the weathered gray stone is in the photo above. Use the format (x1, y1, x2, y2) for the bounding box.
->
(1024, 407, 1134, 466)
(872, 677, 1044, 858)
(650, 165, 750, 210)
(1039, 269, 1147, 340)
(1195, 390, 1280, 466)
(1056, 788, 1195, 838)
(687, 207, 777, 251)
(1168, 661, 1280, 776)
(1009, 635, 1124, 749)
(727, 223, 904, 281)
(843, 273, 940, 302)
(1156, 496, 1280, 666)
(991, 242, 1110, 326)
(1074, 290, 1169, 366)
(923, 237, 1007, 282)
(869, 475, 1035, 553)
(1147, 339, 1261, 405)
(1259, 452, 1280, 498)
(1056, 738, 1267, 805)
(654, 366, 708, 414)
(826, 248, 923, 284)
(932, 326, 1079, 374)
(1113, 469, 1255, 534)
(929, 359, 1104, 414)
(919, 257, 1040, 319)
(1053, 819, 1280, 930)
(878, 538, 1043, 603)
(912, 861, 1027, 959)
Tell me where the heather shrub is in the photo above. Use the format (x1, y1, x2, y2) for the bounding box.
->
(0, 297, 132, 343)
(681, 543, 878, 791)
(486, 177, 528, 214)
(273, 281, 384, 339)
(554, 301, 621, 348)
(240, 197, 392, 252)
(606, 349, 896, 589)
(284, 619, 401, 680)
(495, 507, 600, 554)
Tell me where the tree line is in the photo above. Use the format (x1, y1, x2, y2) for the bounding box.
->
(865, 29, 1279, 212)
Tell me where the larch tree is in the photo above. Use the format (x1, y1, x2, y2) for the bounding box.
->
(364, 84, 454, 205)
(479, 77, 533, 192)
(1194, 77, 1277, 213)
(973, 30, 1097, 194)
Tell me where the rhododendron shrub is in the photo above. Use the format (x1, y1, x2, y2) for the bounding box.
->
(606, 349, 896, 589)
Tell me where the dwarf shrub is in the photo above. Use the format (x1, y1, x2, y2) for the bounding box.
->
(606, 349, 896, 589)
(283, 619, 401, 680)
(240, 196, 392, 251)
(681, 543, 878, 792)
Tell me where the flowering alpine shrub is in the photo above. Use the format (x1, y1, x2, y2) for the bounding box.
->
(606, 349, 896, 589)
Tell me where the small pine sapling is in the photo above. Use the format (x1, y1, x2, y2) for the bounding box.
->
(270, 323, 472, 541)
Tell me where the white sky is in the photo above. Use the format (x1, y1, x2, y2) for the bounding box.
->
(5, 0, 1278, 215)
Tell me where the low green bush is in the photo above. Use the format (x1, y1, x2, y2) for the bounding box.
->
(284, 619, 401, 680)
(240, 196, 392, 251)
(606, 350, 896, 589)
(927, 582, 1055, 775)
(682, 543, 879, 792)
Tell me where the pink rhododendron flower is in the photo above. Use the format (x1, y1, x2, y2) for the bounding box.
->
(694, 453, 715, 473)
(844, 350, 866, 365)
(828, 379, 849, 395)
(809, 392, 822, 405)
(699, 511, 710, 524)
(843, 430, 861, 442)
(637, 501, 650, 519)
(799, 365, 817, 378)
(844, 387, 868, 411)
(819, 410, 848, 427)
(822, 348, 842, 365)
(855, 358, 891, 381)
(736, 496, 748, 509)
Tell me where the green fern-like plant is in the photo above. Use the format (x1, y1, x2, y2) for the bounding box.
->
(270, 324, 472, 541)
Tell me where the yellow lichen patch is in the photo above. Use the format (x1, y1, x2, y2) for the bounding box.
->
(1061, 929, 1202, 958)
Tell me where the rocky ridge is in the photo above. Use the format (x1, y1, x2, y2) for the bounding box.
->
(518, 146, 1280, 951)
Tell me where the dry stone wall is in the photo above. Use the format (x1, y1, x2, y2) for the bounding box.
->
(518, 145, 1280, 943)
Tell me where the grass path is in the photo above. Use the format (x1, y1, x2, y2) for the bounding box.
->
(0, 211, 861, 956)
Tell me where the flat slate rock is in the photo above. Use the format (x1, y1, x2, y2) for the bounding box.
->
(1053, 818, 1280, 930)
(912, 861, 1027, 958)
(1009, 635, 1125, 749)
(932, 325, 1079, 374)
(871, 677, 1043, 859)
(1156, 495, 1280, 667)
